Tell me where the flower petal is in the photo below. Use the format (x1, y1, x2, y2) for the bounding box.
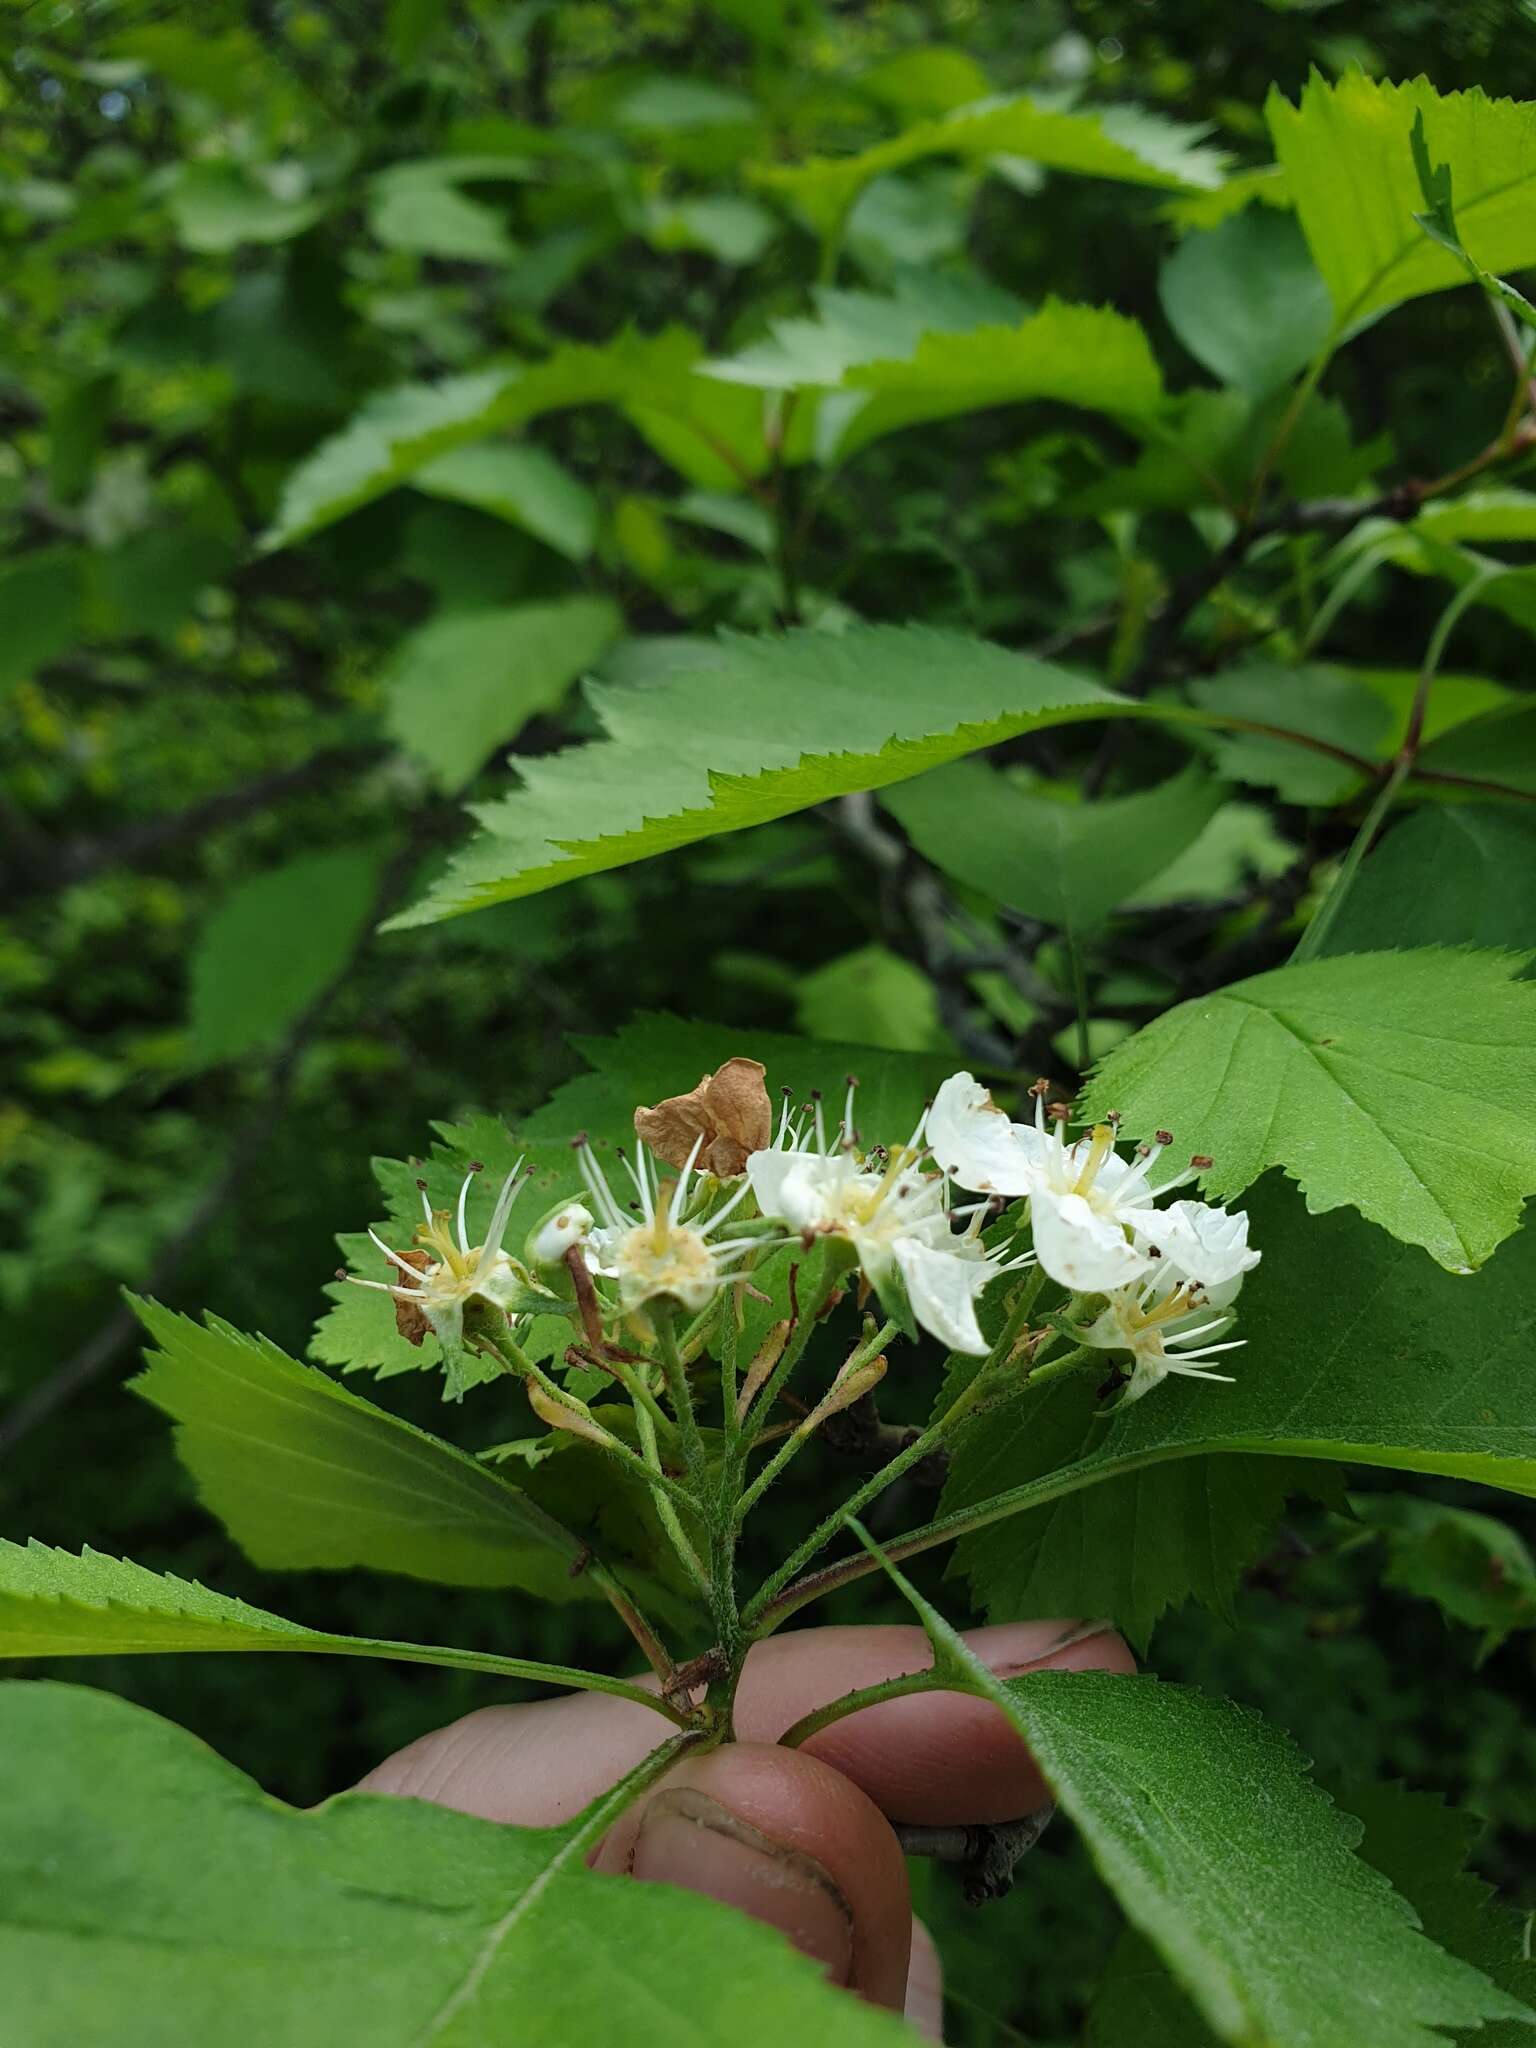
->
(1032, 1189, 1154, 1293)
(926, 1072, 1039, 1195)
(892, 1235, 991, 1355)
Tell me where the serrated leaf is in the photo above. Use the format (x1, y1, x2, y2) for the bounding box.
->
(189, 846, 383, 1065)
(1319, 806, 1536, 957)
(942, 1369, 1337, 1651)
(921, 1180, 1536, 1613)
(1089, 1779, 1536, 2046)
(883, 758, 1224, 942)
(852, 1537, 1529, 2048)
(0, 1683, 909, 2048)
(1002, 1671, 1531, 2048)
(1082, 947, 1536, 1269)
(1159, 207, 1333, 399)
(831, 300, 1165, 457)
(0, 1541, 673, 1709)
(412, 442, 598, 559)
(389, 625, 1120, 926)
(129, 1299, 603, 1599)
(379, 598, 621, 791)
(756, 93, 1228, 237)
(263, 328, 768, 549)
(1268, 73, 1536, 326)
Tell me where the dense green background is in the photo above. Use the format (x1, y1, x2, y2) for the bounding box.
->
(5, 5, 1536, 2041)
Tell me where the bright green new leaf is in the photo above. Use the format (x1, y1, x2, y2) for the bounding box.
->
(189, 846, 383, 1065)
(412, 442, 598, 558)
(831, 300, 1165, 457)
(1319, 807, 1536, 957)
(1409, 110, 1536, 333)
(854, 1535, 1530, 2048)
(390, 626, 1121, 926)
(1268, 73, 1536, 326)
(704, 276, 1023, 392)
(1082, 947, 1536, 1269)
(379, 598, 621, 790)
(795, 944, 951, 1052)
(263, 329, 769, 549)
(0, 1541, 675, 1711)
(1159, 208, 1333, 398)
(1121, 801, 1294, 908)
(756, 93, 1228, 238)
(129, 1299, 604, 1599)
(0, 1683, 910, 2048)
(884, 759, 1224, 943)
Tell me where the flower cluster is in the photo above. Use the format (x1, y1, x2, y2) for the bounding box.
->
(349, 1060, 1257, 1405)
(927, 1072, 1259, 1401)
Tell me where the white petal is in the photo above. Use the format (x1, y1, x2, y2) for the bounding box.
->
(892, 1235, 990, 1355)
(746, 1147, 809, 1223)
(1032, 1189, 1154, 1294)
(1136, 1198, 1259, 1302)
(926, 1073, 1039, 1195)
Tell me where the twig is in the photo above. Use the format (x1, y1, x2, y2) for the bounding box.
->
(894, 1808, 1056, 1904)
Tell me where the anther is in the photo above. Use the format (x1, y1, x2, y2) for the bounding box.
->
(335, 1267, 348, 1281)
(844, 1072, 860, 1088)
(468, 1160, 484, 1174)
(1190, 1153, 1214, 1170)
(1046, 1101, 1071, 1124)
(415, 1177, 429, 1191)
(1028, 1077, 1051, 1098)
(1106, 1110, 1122, 1127)
(570, 1131, 589, 1150)
(1155, 1129, 1173, 1147)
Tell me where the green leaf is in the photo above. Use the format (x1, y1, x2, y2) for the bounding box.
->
(0, 1683, 910, 2047)
(1409, 111, 1536, 332)
(830, 299, 1166, 458)
(412, 442, 598, 559)
(1355, 1495, 1536, 1657)
(704, 276, 1024, 391)
(795, 944, 951, 1052)
(368, 176, 517, 263)
(851, 1532, 1530, 2048)
(0, 547, 86, 691)
(642, 192, 777, 265)
(1318, 807, 1536, 956)
(942, 1368, 1338, 1651)
(1081, 947, 1536, 1269)
(379, 598, 621, 791)
(756, 94, 1228, 238)
(1005, 1672, 1530, 2048)
(1187, 661, 1392, 805)
(166, 162, 324, 252)
(263, 328, 769, 550)
(1267, 73, 1536, 326)
(189, 846, 383, 1065)
(1121, 801, 1294, 908)
(1091, 1780, 1536, 2047)
(1159, 208, 1333, 398)
(1417, 700, 1536, 798)
(883, 759, 1224, 942)
(129, 1299, 604, 1599)
(389, 626, 1121, 926)
(0, 1541, 675, 1712)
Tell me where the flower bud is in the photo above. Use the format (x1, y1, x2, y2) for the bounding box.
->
(524, 1200, 595, 1276)
(735, 1318, 792, 1422)
(800, 1349, 888, 1436)
(526, 1377, 619, 1450)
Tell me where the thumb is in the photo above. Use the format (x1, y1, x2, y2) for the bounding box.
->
(594, 1740, 914, 2012)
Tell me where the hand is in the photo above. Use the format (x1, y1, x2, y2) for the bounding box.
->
(359, 1619, 1133, 2034)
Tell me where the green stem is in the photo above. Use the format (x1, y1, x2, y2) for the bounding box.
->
(1024, 1342, 1097, 1389)
(741, 1355, 995, 1633)
(291, 1635, 692, 1723)
(633, 1391, 711, 1597)
(736, 1257, 845, 1454)
(778, 1670, 947, 1748)
(653, 1304, 708, 1486)
(1067, 933, 1092, 1073)
(735, 1317, 899, 1524)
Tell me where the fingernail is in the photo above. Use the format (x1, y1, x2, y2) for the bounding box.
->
(631, 1787, 854, 1984)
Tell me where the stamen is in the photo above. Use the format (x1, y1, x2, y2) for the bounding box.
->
(841, 1074, 859, 1146)
(481, 1160, 525, 1260)
(670, 1129, 707, 1225)
(416, 1178, 432, 1222)
(1072, 1122, 1117, 1196)
(455, 1169, 476, 1256)
(368, 1227, 432, 1282)
(810, 1088, 827, 1154)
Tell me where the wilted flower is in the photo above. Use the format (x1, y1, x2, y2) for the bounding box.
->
(634, 1056, 773, 1179)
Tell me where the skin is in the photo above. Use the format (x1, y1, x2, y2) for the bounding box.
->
(359, 1618, 1135, 2035)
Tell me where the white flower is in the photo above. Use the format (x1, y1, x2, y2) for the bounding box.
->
(1081, 1274, 1245, 1405)
(746, 1081, 1023, 1356)
(931, 1072, 1218, 1298)
(1134, 1198, 1259, 1310)
(577, 1131, 763, 1314)
(348, 1161, 540, 1354)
